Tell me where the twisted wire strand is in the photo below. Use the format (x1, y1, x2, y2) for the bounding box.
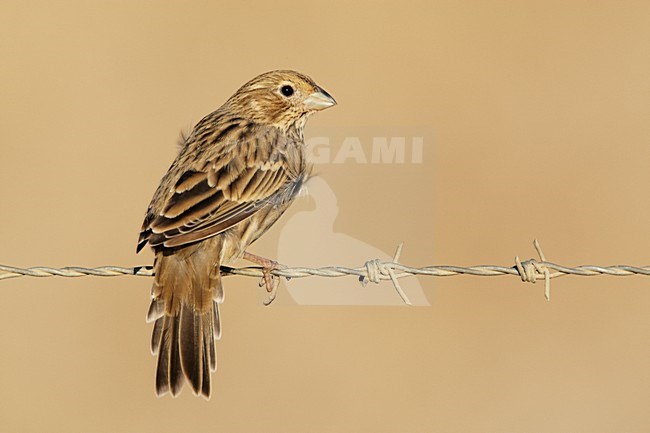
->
(2, 262, 650, 281)
(1, 241, 648, 303)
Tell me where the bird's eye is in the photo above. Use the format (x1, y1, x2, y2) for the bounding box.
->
(280, 85, 294, 97)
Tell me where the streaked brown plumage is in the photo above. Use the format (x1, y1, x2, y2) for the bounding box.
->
(137, 70, 335, 399)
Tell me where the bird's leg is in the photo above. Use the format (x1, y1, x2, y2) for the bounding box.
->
(242, 251, 285, 306)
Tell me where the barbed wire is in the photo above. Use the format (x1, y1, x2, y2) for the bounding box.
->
(1, 241, 649, 303)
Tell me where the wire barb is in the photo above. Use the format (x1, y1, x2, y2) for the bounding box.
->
(359, 243, 411, 305)
(515, 239, 552, 301)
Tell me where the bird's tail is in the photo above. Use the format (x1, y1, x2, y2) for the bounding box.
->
(147, 245, 223, 399)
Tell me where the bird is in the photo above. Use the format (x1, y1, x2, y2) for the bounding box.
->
(136, 70, 336, 399)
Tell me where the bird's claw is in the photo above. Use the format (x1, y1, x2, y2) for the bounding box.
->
(262, 273, 279, 306)
(243, 251, 285, 306)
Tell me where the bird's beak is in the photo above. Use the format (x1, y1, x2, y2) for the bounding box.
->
(303, 87, 337, 111)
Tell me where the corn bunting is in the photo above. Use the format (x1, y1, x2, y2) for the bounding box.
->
(137, 70, 336, 398)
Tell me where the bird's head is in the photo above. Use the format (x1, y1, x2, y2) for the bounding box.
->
(226, 70, 336, 132)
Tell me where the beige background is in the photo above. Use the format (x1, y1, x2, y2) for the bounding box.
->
(1, 1, 649, 432)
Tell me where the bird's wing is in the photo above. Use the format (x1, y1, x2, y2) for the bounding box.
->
(137, 124, 291, 252)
